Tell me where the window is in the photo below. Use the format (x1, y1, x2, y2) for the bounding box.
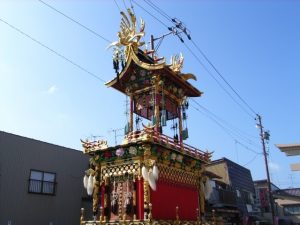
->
(28, 170, 56, 195)
(284, 205, 300, 216)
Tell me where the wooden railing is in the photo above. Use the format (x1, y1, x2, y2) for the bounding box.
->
(125, 128, 212, 163)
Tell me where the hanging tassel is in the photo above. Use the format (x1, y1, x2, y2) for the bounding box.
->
(83, 174, 88, 189)
(142, 166, 149, 181)
(125, 123, 129, 135)
(87, 175, 94, 196)
(152, 165, 159, 181)
(182, 128, 189, 140)
(111, 179, 119, 215)
(161, 110, 166, 126)
(148, 172, 157, 191)
(124, 179, 133, 214)
(151, 115, 156, 125)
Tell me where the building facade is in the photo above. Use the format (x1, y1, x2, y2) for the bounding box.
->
(206, 157, 256, 224)
(0, 131, 90, 225)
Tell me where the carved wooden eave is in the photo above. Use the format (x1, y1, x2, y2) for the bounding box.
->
(106, 46, 203, 97)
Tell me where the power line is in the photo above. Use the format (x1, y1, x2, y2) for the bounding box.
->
(184, 42, 255, 118)
(142, 0, 172, 22)
(243, 153, 260, 167)
(0, 17, 106, 83)
(191, 99, 259, 143)
(131, 0, 169, 29)
(190, 102, 260, 155)
(139, 0, 257, 118)
(113, 0, 122, 12)
(190, 39, 257, 116)
(38, 0, 111, 43)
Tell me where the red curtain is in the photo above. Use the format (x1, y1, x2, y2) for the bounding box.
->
(150, 180, 198, 220)
(137, 178, 144, 219)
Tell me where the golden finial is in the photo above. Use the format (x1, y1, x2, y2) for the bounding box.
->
(107, 8, 145, 57)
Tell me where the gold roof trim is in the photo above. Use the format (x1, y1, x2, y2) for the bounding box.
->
(105, 46, 166, 88)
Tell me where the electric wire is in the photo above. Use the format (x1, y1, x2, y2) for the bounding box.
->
(243, 153, 260, 167)
(139, 0, 257, 118)
(190, 39, 257, 116)
(184, 42, 255, 118)
(37, 0, 111, 43)
(131, 0, 169, 29)
(191, 99, 259, 143)
(142, 0, 172, 21)
(0, 17, 106, 83)
(113, 0, 122, 12)
(190, 103, 260, 155)
(122, 0, 128, 10)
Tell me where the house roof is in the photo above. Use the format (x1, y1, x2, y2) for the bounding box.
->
(276, 143, 300, 156)
(273, 188, 300, 200)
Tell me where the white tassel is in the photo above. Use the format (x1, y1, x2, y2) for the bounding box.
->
(87, 175, 94, 196)
(83, 175, 88, 189)
(148, 172, 156, 191)
(93, 176, 96, 186)
(142, 166, 149, 181)
(152, 165, 159, 180)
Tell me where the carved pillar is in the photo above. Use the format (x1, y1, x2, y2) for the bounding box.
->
(177, 102, 183, 146)
(142, 144, 152, 219)
(133, 175, 137, 220)
(152, 75, 161, 132)
(93, 166, 101, 215)
(103, 176, 110, 221)
(129, 93, 134, 132)
(143, 179, 150, 219)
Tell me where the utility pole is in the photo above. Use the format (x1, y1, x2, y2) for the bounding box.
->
(257, 114, 275, 225)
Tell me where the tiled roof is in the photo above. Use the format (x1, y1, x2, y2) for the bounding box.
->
(274, 188, 300, 197)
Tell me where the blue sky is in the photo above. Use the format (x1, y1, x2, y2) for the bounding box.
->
(0, 0, 300, 188)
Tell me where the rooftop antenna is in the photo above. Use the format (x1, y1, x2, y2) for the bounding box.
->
(108, 128, 124, 145)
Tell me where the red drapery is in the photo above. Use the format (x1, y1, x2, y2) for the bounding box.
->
(137, 178, 144, 219)
(150, 180, 198, 220)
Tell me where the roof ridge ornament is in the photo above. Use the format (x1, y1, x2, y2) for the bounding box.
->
(169, 53, 197, 81)
(107, 8, 145, 58)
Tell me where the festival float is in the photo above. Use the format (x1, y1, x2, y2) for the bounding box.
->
(80, 8, 213, 225)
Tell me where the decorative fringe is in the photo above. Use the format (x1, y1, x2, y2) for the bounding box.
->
(83, 175, 88, 189)
(87, 175, 94, 196)
(152, 165, 159, 181)
(142, 166, 149, 181)
(148, 172, 156, 191)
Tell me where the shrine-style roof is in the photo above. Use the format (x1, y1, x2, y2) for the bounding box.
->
(106, 47, 202, 97)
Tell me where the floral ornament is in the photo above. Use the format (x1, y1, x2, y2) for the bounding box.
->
(130, 75, 136, 81)
(129, 146, 137, 155)
(116, 148, 125, 157)
(104, 151, 112, 158)
(171, 153, 177, 161)
(176, 154, 183, 163)
(190, 160, 197, 167)
(183, 157, 192, 165)
(162, 150, 170, 160)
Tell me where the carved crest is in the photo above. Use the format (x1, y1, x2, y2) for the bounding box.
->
(169, 53, 184, 73)
(107, 8, 145, 54)
(169, 53, 197, 81)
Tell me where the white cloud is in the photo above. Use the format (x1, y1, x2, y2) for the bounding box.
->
(47, 85, 58, 94)
(269, 161, 280, 172)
